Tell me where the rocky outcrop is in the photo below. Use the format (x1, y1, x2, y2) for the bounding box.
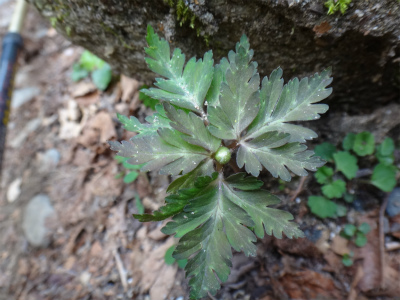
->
(29, 0, 400, 112)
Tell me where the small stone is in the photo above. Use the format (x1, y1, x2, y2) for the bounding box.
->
(7, 177, 22, 203)
(38, 148, 61, 172)
(79, 271, 91, 286)
(22, 194, 55, 247)
(386, 188, 400, 217)
(9, 118, 41, 148)
(11, 87, 40, 109)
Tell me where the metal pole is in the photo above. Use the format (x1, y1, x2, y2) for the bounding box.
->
(0, 0, 28, 177)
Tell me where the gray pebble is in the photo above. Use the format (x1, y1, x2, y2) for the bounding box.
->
(386, 188, 400, 217)
(12, 87, 40, 109)
(22, 194, 55, 247)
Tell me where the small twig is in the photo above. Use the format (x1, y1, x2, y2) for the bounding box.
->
(113, 248, 128, 292)
(208, 291, 218, 300)
(379, 194, 389, 288)
(229, 160, 240, 173)
(289, 176, 307, 202)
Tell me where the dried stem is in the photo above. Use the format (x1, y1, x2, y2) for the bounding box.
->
(379, 193, 389, 288)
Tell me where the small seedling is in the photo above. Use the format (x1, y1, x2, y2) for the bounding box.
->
(342, 251, 354, 267)
(309, 133, 398, 254)
(165, 245, 188, 269)
(71, 50, 112, 91)
(111, 25, 332, 299)
(114, 155, 144, 184)
(139, 85, 160, 110)
(340, 222, 371, 247)
(309, 132, 398, 220)
(325, 0, 352, 15)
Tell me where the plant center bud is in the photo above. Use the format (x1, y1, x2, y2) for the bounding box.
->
(214, 147, 231, 165)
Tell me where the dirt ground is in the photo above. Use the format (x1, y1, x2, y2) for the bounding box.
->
(0, 3, 399, 300)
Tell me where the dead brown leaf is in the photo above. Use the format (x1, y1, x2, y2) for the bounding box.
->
(348, 265, 364, 300)
(357, 218, 380, 292)
(313, 21, 332, 36)
(148, 224, 168, 241)
(149, 263, 178, 300)
(331, 235, 351, 256)
(274, 236, 321, 257)
(71, 82, 96, 98)
(323, 250, 342, 271)
(77, 111, 116, 148)
(90, 241, 104, 258)
(88, 111, 117, 143)
(279, 269, 342, 299)
(120, 75, 140, 102)
(75, 91, 100, 107)
(139, 237, 175, 292)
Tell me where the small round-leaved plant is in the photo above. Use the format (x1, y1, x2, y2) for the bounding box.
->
(110, 25, 332, 299)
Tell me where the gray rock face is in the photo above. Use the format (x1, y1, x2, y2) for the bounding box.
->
(29, 0, 400, 112)
(22, 194, 55, 247)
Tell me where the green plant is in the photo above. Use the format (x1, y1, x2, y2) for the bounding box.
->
(71, 50, 112, 91)
(309, 132, 398, 220)
(110, 25, 332, 299)
(341, 222, 371, 247)
(165, 245, 188, 269)
(114, 155, 144, 184)
(342, 251, 354, 267)
(325, 0, 352, 15)
(139, 85, 160, 110)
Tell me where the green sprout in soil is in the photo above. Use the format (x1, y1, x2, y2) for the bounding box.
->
(110, 25, 332, 299)
(71, 50, 112, 91)
(309, 132, 398, 220)
(325, 0, 352, 15)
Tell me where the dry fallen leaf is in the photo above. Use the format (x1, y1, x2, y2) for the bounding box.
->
(120, 75, 140, 102)
(313, 21, 332, 36)
(274, 236, 321, 257)
(279, 269, 342, 299)
(71, 82, 96, 98)
(88, 111, 117, 143)
(75, 91, 100, 107)
(331, 235, 351, 256)
(149, 263, 178, 300)
(139, 237, 175, 292)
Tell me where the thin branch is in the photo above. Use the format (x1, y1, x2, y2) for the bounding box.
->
(113, 248, 128, 292)
(289, 176, 307, 202)
(229, 160, 240, 173)
(379, 193, 389, 288)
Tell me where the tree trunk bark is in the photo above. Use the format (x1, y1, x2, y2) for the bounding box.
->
(29, 0, 400, 112)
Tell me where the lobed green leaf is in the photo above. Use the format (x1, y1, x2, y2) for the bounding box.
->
(371, 163, 397, 192)
(246, 68, 332, 143)
(333, 151, 358, 180)
(307, 196, 337, 218)
(321, 179, 346, 199)
(109, 128, 211, 176)
(314, 142, 337, 161)
(353, 132, 375, 157)
(207, 35, 260, 140)
(237, 131, 324, 180)
(117, 104, 171, 137)
(162, 173, 303, 298)
(164, 103, 221, 152)
(315, 166, 334, 184)
(143, 25, 214, 113)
